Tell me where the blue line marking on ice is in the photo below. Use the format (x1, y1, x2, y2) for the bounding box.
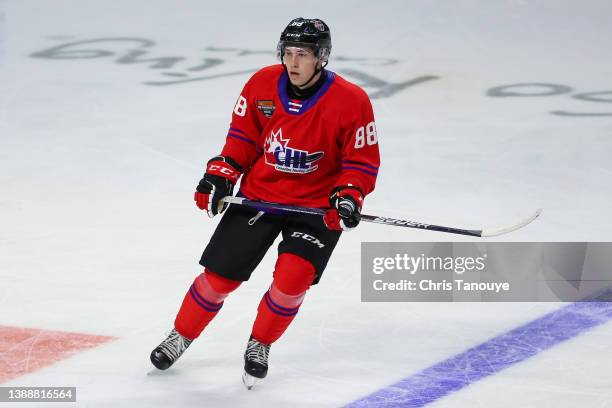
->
(345, 293, 612, 408)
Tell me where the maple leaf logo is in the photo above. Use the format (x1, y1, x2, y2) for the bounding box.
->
(264, 128, 289, 154)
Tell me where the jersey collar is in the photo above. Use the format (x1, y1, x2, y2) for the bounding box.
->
(278, 70, 335, 115)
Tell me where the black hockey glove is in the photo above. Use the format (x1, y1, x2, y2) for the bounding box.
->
(195, 156, 242, 217)
(324, 185, 364, 231)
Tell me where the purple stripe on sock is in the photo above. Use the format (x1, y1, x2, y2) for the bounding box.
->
(189, 285, 223, 313)
(265, 291, 300, 312)
(345, 293, 612, 408)
(264, 292, 299, 317)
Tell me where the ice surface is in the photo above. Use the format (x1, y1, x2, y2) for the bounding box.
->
(1, 0, 612, 407)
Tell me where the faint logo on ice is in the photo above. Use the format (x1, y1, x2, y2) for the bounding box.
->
(487, 83, 612, 117)
(28, 37, 612, 115)
(0, 12, 5, 67)
(28, 37, 438, 99)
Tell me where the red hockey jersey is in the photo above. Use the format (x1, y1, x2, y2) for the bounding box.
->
(220, 64, 380, 209)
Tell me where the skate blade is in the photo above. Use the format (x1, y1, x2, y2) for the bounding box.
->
(242, 372, 261, 390)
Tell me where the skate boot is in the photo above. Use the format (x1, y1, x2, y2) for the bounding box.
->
(150, 329, 193, 370)
(242, 335, 271, 390)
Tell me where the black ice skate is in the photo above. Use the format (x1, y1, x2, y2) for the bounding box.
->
(242, 336, 271, 390)
(150, 329, 193, 370)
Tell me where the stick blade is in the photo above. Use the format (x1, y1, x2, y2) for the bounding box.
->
(480, 208, 543, 237)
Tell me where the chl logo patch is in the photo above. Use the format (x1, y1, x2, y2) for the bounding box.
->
(291, 231, 325, 248)
(264, 128, 323, 174)
(256, 100, 275, 118)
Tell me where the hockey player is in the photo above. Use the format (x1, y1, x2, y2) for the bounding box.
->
(150, 17, 380, 389)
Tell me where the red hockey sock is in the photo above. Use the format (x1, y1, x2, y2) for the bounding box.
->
(251, 253, 316, 344)
(174, 270, 241, 340)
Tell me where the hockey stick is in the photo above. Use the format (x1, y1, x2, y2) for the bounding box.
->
(221, 196, 542, 237)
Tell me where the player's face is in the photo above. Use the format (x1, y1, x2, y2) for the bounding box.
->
(283, 46, 320, 88)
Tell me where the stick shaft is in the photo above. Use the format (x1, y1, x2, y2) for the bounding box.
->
(221, 196, 483, 237)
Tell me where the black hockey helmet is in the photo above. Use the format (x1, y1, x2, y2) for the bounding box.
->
(277, 17, 332, 63)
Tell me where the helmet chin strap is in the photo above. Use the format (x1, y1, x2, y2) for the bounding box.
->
(299, 65, 323, 90)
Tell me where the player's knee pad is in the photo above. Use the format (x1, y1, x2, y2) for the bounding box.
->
(194, 269, 242, 304)
(272, 253, 316, 297)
